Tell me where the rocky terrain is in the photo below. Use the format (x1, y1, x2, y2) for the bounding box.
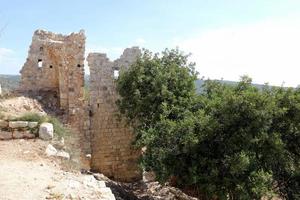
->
(0, 139, 115, 200)
(0, 95, 198, 200)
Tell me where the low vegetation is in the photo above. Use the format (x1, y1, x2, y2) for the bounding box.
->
(116, 48, 300, 199)
(12, 112, 69, 139)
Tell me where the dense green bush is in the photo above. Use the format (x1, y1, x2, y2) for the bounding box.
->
(116, 49, 299, 199)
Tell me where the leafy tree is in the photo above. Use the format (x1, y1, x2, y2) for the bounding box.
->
(116, 49, 299, 199)
(116, 48, 198, 141)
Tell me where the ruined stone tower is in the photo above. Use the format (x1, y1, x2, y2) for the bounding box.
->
(19, 29, 86, 114)
(87, 47, 142, 182)
(20, 29, 142, 182)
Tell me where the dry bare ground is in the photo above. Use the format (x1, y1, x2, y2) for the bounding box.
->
(0, 138, 115, 200)
(0, 96, 46, 118)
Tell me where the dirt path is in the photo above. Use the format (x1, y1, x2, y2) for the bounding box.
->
(0, 140, 56, 200)
(0, 139, 115, 200)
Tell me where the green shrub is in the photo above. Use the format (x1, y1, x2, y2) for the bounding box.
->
(116, 48, 300, 199)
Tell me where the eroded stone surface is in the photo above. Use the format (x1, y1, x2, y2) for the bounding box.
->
(56, 150, 70, 160)
(39, 122, 54, 140)
(19, 29, 91, 172)
(0, 131, 12, 140)
(87, 47, 142, 182)
(19, 29, 85, 114)
(19, 29, 143, 182)
(9, 121, 28, 129)
(23, 131, 35, 139)
(0, 120, 8, 128)
(28, 122, 38, 128)
(12, 130, 24, 139)
(45, 144, 57, 156)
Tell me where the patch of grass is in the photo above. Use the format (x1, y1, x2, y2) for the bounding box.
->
(47, 116, 70, 139)
(13, 112, 70, 139)
(13, 112, 47, 123)
(0, 107, 7, 120)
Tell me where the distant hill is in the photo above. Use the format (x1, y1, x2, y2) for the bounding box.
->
(0, 75, 20, 92)
(195, 79, 268, 93)
(0, 74, 267, 93)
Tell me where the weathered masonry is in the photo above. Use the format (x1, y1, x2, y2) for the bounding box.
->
(19, 30, 86, 115)
(19, 29, 142, 182)
(87, 47, 142, 182)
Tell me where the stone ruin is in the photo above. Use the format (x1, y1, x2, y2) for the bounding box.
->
(19, 29, 142, 182)
(19, 29, 85, 114)
(88, 48, 141, 181)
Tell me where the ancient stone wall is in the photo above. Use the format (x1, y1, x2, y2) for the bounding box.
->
(20, 30, 142, 182)
(19, 29, 85, 114)
(87, 47, 142, 182)
(19, 29, 91, 167)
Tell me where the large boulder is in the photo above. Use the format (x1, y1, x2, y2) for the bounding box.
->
(39, 122, 54, 140)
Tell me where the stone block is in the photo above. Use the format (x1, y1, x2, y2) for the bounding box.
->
(0, 131, 12, 140)
(56, 150, 70, 160)
(45, 144, 57, 156)
(0, 120, 8, 128)
(28, 122, 39, 128)
(23, 131, 35, 139)
(39, 122, 54, 140)
(12, 130, 24, 139)
(9, 121, 28, 129)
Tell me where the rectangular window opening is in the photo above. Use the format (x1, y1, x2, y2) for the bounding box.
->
(38, 59, 43, 68)
(113, 70, 119, 79)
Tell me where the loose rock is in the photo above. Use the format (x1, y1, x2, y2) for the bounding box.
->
(45, 144, 57, 156)
(56, 151, 70, 160)
(39, 122, 54, 140)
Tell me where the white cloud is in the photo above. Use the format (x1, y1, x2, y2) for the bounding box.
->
(0, 47, 21, 74)
(0, 48, 14, 62)
(177, 18, 300, 87)
(135, 38, 146, 45)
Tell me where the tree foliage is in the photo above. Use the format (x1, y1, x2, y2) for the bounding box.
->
(116, 49, 300, 199)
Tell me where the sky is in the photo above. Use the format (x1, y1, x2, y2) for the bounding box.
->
(1, 0, 300, 86)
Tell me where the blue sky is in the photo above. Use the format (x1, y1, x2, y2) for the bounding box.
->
(1, 0, 300, 86)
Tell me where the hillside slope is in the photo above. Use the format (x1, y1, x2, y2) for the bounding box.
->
(0, 74, 20, 92)
(0, 74, 269, 94)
